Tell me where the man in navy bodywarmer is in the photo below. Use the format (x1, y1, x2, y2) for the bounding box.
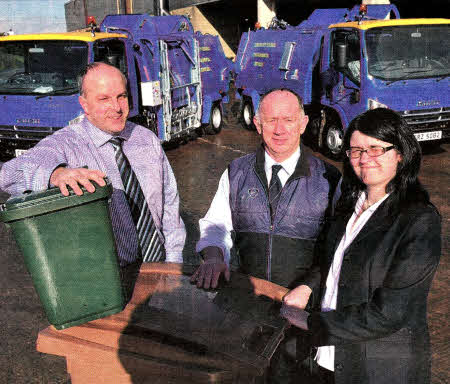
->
(191, 88, 341, 383)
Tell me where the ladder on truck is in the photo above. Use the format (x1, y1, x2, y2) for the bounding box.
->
(159, 40, 202, 141)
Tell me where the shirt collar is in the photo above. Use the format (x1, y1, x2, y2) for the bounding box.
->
(355, 191, 390, 213)
(81, 117, 132, 148)
(264, 147, 301, 177)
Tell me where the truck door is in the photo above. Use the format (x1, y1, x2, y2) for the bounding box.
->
(159, 39, 202, 141)
(326, 29, 365, 123)
(93, 38, 139, 117)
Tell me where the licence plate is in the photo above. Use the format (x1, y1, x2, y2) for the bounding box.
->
(414, 130, 442, 142)
(15, 149, 27, 157)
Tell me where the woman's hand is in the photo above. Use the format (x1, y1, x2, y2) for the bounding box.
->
(282, 284, 312, 309)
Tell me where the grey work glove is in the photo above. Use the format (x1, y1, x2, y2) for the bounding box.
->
(280, 302, 310, 331)
(190, 246, 230, 289)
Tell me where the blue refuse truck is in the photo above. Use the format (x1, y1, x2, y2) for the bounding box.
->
(0, 14, 231, 159)
(234, 4, 449, 157)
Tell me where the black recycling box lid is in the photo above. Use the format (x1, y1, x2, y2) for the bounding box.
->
(0, 181, 112, 223)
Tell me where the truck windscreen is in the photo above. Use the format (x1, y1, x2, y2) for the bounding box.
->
(366, 25, 449, 81)
(0, 40, 88, 95)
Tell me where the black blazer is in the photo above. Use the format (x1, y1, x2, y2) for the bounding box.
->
(304, 197, 441, 384)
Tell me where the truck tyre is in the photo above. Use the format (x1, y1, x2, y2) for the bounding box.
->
(240, 99, 256, 131)
(323, 123, 344, 160)
(205, 102, 223, 135)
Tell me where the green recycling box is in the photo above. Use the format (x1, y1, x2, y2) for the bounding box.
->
(0, 182, 125, 330)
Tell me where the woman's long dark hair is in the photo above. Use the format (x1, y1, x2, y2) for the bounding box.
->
(335, 108, 430, 217)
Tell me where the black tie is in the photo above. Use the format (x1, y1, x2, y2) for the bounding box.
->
(269, 164, 283, 222)
(109, 137, 164, 262)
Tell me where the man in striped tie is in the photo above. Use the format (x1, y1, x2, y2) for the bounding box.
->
(0, 63, 186, 275)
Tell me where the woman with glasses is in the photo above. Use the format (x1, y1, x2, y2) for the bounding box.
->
(281, 108, 441, 384)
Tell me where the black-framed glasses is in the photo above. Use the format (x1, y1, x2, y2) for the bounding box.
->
(346, 145, 396, 159)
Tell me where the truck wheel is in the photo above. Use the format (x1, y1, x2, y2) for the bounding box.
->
(323, 123, 344, 160)
(240, 99, 256, 131)
(205, 103, 223, 135)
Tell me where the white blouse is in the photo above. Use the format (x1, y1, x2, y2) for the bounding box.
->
(316, 192, 390, 371)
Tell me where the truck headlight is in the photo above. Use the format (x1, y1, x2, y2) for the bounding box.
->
(368, 99, 388, 110)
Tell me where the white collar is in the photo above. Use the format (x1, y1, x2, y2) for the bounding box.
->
(264, 147, 300, 177)
(355, 191, 390, 213)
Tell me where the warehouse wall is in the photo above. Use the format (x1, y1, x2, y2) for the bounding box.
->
(171, 0, 254, 58)
(65, 0, 87, 31)
(125, 0, 156, 15)
(65, 0, 127, 30)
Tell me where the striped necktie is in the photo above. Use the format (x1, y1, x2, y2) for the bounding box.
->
(109, 137, 164, 262)
(269, 164, 283, 222)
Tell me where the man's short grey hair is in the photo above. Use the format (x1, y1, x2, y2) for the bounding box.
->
(254, 88, 305, 121)
(77, 62, 128, 96)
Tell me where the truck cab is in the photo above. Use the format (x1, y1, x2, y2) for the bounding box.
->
(0, 32, 133, 158)
(320, 18, 450, 155)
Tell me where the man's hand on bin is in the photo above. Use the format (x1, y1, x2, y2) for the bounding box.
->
(190, 246, 230, 289)
(50, 166, 106, 196)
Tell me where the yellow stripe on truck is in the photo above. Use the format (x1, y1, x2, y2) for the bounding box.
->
(0, 32, 127, 42)
(330, 18, 450, 30)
